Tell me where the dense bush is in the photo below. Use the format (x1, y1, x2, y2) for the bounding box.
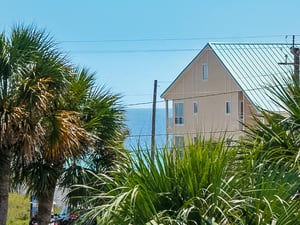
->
(73, 138, 300, 225)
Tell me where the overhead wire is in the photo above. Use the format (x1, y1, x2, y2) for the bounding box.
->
(68, 49, 202, 54)
(59, 34, 300, 43)
(124, 72, 289, 107)
(60, 35, 300, 54)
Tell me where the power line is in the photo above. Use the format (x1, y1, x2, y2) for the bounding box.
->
(124, 84, 281, 107)
(125, 100, 164, 107)
(67, 48, 202, 54)
(59, 35, 300, 44)
(124, 72, 288, 107)
(64, 41, 300, 54)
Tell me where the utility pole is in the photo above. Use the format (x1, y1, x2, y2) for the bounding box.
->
(278, 35, 300, 84)
(151, 80, 157, 161)
(291, 35, 300, 84)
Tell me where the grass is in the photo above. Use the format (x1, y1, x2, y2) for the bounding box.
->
(7, 192, 62, 225)
(7, 193, 30, 225)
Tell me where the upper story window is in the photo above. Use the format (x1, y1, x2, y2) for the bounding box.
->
(193, 101, 198, 114)
(175, 102, 184, 125)
(239, 101, 244, 119)
(226, 101, 231, 114)
(202, 63, 208, 80)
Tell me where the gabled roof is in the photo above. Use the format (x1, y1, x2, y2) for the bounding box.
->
(161, 42, 298, 111)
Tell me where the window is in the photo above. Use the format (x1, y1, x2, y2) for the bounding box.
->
(239, 101, 244, 130)
(239, 101, 244, 119)
(175, 102, 184, 124)
(193, 101, 198, 114)
(174, 136, 184, 150)
(226, 101, 231, 114)
(202, 63, 208, 80)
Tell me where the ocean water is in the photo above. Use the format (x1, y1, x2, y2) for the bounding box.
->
(124, 108, 166, 150)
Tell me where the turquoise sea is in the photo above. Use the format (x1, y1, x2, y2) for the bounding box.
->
(124, 108, 166, 150)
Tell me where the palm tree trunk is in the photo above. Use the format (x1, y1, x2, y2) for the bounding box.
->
(0, 148, 11, 225)
(37, 181, 56, 225)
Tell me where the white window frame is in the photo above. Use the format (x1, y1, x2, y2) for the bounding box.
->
(226, 101, 231, 114)
(174, 102, 184, 125)
(202, 63, 208, 81)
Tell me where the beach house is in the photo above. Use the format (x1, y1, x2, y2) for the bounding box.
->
(161, 42, 298, 147)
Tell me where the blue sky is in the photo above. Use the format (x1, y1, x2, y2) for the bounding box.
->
(1, 0, 299, 108)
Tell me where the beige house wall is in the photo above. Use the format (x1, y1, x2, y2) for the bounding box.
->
(164, 46, 257, 144)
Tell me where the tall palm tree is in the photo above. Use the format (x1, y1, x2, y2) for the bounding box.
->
(60, 67, 127, 208)
(0, 25, 70, 225)
(12, 67, 126, 225)
(13, 110, 92, 225)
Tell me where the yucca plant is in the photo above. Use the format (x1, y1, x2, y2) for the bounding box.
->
(73, 136, 300, 225)
(72, 138, 236, 224)
(232, 141, 300, 224)
(239, 74, 300, 224)
(243, 75, 300, 168)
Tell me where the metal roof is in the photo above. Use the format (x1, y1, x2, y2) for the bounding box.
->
(162, 42, 297, 112)
(209, 42, 296, 111)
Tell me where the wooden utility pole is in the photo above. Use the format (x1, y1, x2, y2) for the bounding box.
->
(151, 80, 157, 161)
(291, 35, 300, 84)
(278, 35, 300, 83)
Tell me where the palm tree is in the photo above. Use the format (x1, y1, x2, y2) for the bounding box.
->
(60, 67, 127, 208)
(12, 67, 126, 225)
(0, 25, 70, 225)
(13, 110, 92, 225)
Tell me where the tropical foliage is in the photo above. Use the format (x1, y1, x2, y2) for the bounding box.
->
(59, 68, 127, 208)
(0, 25, 126, 225)
(0, 24, 71, 225)
(73, 138, 300, 225)
(13, 62, 126, 225)
(243, 75, 300, 168)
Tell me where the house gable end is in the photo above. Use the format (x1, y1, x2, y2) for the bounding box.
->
(160, 43, 211, 99)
